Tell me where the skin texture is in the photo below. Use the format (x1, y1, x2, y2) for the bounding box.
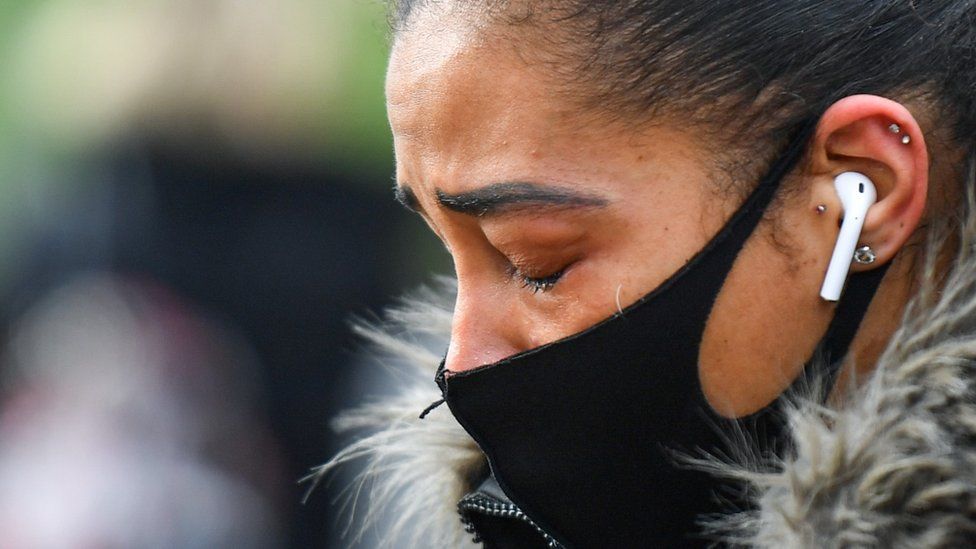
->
(388, 14, 933, 417)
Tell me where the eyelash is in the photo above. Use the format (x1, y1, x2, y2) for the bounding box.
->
(506, 264, 566, 293)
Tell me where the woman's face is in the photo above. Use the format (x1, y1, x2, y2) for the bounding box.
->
(387, 18, 846, 416)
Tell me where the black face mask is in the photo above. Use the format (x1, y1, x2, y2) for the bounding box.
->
(432, 120, 889, 548)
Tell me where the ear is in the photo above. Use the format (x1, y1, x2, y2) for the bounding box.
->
(807, 94, 928, 270)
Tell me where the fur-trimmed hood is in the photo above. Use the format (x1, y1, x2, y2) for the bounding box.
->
(311, 211, 976, 547)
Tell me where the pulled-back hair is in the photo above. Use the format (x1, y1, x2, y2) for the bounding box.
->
(389, 1, 976, 195)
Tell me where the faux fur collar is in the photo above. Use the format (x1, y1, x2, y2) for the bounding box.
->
(311, 203, 976, 547)
(307, 280, 483, 548)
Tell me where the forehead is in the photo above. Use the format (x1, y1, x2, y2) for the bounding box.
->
(386, 5, 519, 112)
(385, 15, 582, 177)
(384, 12, 714, 205)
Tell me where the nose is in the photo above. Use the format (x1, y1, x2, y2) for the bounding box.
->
(444, 281, 523, 373)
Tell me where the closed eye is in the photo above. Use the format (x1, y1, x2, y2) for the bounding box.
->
(506, 264, 566, 293)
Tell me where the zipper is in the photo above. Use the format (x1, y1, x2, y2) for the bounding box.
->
(457, 491, 563, 548)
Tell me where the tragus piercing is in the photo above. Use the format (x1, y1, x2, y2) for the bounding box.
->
(816, 204, 827, 214)
(853, 245, 877, 265)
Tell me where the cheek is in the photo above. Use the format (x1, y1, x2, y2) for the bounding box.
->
(501, 199, 720, 347)
(513, 228, 712, 347)
(698, 212, 837, 417)
(587, 213, 714, 311)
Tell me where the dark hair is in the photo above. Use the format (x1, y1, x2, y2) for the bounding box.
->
(389, 1, 976, 188)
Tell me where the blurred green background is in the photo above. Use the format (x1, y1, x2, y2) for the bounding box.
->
(0, 1, 450, 547)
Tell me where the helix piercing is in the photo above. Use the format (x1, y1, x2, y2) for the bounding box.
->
(888, 122, 911, 145)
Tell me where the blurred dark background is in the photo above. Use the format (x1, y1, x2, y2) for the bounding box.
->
(0, 1, 448, 547)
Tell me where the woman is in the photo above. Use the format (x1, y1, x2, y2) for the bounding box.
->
(317, 1, 976, 547)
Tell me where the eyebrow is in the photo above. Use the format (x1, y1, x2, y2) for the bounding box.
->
(395, 181, 607, 217)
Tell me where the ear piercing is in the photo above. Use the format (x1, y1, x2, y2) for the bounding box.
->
(888, 122, 911, 144)
(816, 204, 827, 214)
(853, 245, 877, 264)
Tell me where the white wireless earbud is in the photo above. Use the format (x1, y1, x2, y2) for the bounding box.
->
(820, 172, 877, 302)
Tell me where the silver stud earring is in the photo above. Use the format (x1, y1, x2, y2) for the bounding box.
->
(888, 122, 912, 144)
(853, 245, 877, 265)
(816, 204, 827, 214)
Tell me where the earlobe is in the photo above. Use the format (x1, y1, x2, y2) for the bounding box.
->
(810, 95, 929, 269)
